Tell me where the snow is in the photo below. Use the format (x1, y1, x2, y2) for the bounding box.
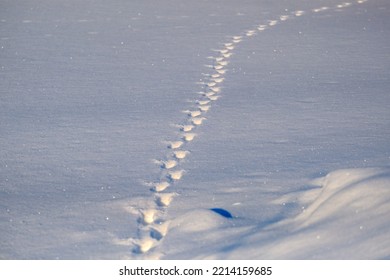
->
(167, 168, 390, 259)
(0, 0, 389, 260)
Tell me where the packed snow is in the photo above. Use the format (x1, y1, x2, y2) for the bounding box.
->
(0, 0, 389, 259)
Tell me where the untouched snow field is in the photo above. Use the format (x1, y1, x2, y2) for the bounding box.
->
(1, 0, 389, 259)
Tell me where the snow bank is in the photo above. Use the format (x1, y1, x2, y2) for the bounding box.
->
(270, 168, 390, 259)
(169, 168, 390, 259)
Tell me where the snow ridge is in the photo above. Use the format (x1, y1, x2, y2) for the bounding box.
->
(130, 0, 369, 258)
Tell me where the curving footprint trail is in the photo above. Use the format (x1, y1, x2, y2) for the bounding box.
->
(131, 0, 369, 258)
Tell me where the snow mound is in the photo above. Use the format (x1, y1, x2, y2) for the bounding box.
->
(295, 168, 390, 230)
(169, 209, 234, 233)
(226, 168, 390, 259)
(160, 209, 246, 259)
(162, 168, 390, 259)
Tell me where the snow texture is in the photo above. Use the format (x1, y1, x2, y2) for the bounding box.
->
(0, 0, 389, 259)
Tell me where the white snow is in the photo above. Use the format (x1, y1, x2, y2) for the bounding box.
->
(163, 168, 390, 259)
(0, 0, 389, 260)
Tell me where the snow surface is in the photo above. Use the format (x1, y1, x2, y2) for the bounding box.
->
(0, 0, 389, 259)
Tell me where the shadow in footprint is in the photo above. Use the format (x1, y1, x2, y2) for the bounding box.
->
(210, 208, 233, 219)
(150, 228, 164, 241)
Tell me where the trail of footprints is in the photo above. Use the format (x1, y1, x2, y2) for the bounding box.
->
(132, 0, 369, 256)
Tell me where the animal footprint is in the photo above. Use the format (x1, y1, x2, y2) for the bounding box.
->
(140, 209, 159, 224)
(198, 105, 210, 112)
(280, 15, 290, 21)
(268, 20, 278, 26)
(164, 160, 177, 169)
(294, 10, 305, 17)
(175, 124, 195, 132)
(134, 237, 156, 253)
(246, 30, 257, 36)
(149, 221, 170, 240)
(150, 181, 170, 192)
(155, 192, 177, 207)
(212, 77, 225, 83)
(165, 140, 184, 149)
(183, 110, 202, 117)
(208, 95, 220, 101)
(167, 169, 185, 181)
(197, 99, 211, 106)
(191, 117, 206, 126)
(182, 133, 196, 142)
(173, 150, 190, 159)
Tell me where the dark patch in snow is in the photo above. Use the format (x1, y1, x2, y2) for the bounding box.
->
(210, 208, 233, 219)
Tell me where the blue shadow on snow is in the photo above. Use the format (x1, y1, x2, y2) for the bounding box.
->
(210, 208, 233, 219)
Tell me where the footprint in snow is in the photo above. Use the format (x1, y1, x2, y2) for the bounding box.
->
(222, 53, 232, 58)
(208, 95, 220, 101)
(209, 86, 221, 93)
(280, 15, 290, 21)
(155, 192, 177, 207)
(182, 110, 202, 118)
(153, 159, 178, 169)
(196, 99, 210, 105)
(204, 91, 217, 98)
(165, 140, 184, 149)
(173, 150, 190, 159)
(246, 30, 256, 36)
(294, 10, 305, 17)
(216, 68, 227, 74)
(182, 132, 196, 142)
(140, 208, 159, 224)
(174, 124, 195, 132)
(134, 237, 156, 254)
(225, 45, 235, 50)
(212, 77, 225, 83)
(191, 117, 206, 126)
(219, 49, 230, 54)
(167, 169, 185, 181)
(150, 181, 170, 192)
(198, 105, 210, 112)
(149, 221, 170, 240)
(313, 7, 329, 13)
(268, 20, 278, 26)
